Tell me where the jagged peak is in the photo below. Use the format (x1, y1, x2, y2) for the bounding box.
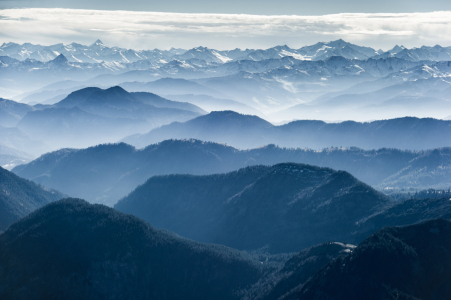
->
(191, 46, 209, 52)
(48, 53, 68, 64)
(90, 39, 104, 47)
(0, 42, 19, 48)
(327, 39, 348, 46)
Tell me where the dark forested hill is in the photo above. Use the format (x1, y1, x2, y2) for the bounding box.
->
(122, 112, 451, 150)
(0, 166, 64, 232)
(115, 163, 392, 253)
(244, 242, 356, 300)
(354, 197, 451, 241)
(0, 198, 265, 300)
(293, 219, 451, 300)
(12, 140, 451, 205)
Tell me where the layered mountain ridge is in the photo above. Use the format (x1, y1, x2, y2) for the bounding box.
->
(12, 139, 451, 205)
(115, 163, 392, 253)
(3, 39, 451, 119)
(122, 111, 451, 151)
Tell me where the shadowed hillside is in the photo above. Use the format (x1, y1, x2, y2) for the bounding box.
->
(0, 198, 266, 300)
(115, 163, 392, 253)
(0, 166, 64, 232)
(294, 219, 451, 300)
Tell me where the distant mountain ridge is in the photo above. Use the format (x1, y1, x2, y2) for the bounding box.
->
(3, 39, 450, 65)
(122, 111, 451, 151)
(0, 98, 34, 126)
(3, 39, 451, 118)
(12, 140, 451, 205)
(0, 125, 49, 156)
(16, 86, 204, 150)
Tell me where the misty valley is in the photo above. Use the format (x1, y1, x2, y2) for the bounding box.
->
(1, 39, 451, 300)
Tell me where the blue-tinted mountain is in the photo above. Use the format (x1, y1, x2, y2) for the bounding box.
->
(2, 39, 451, 117)
(0, 39, 380, 64)
(17, 106, 147, 150)
(3, 39, 445, 118)
(355, 197, 451, 241)
(373, 44, 451, 62)
(293, 219, 451, 300)
(12, 140, 451, 205)
(0, 144, 34, 170)
(0, 125, 49, 156)
(115, 163, 392, 253)
(172, 46, 233, 63)
(17, 86, 203, 150)
(166, 94, 264, 116)
(245, 242, 356, 300)
(0, 40, 184, 63)
(0, 166, 64, 232)
(120, 77, 227, 98)
(377, 148, 451, 190)
(54, 86, 204, 118)
(131, 92, 205, 114)
(0, 98, 34, 126)
(235, 40, 380, 62)
(0, 198, 266, 300)
(122, 112, 451, 150)
(122, 111, 275, 149)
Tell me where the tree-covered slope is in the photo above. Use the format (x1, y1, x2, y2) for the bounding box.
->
(354, 197, 451, 241)
(12, 140, 451, 205)
(244, 242, 356, 300)
(294, 219, 451, 300)
(0, 198, 266, 300)
(115, 163, 392, 253)
(0, 166, 64, 232)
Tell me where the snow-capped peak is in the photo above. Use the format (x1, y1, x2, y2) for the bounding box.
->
(91, 39, 105, 47)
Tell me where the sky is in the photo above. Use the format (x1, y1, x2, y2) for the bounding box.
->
(2, 0, 451, 15)
(1, 0, 451, 50)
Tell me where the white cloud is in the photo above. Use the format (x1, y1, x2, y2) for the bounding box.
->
(1, 8, 451, 50)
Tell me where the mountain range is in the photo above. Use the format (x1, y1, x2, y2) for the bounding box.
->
(122, 111, 451, 150)
(115, 163, 392, 253)
(295, 219, 451, 300)
(2, 39, 451, 121)
(1, 196, 450, 300)
(11, 139, 451, 205)
(15, 86, 204, 150)
(1, 157, 451, 299)
(114, 162, 451, 253)
(2, 37, 451, 300)
(4, 39, 450, 65)
(0, 198, 267, 300)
